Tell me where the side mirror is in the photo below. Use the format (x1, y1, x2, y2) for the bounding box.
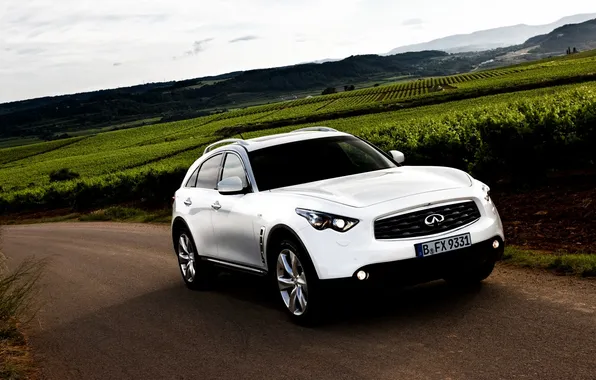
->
(217, 176, 246, 195)
(389, 150, 405, 164)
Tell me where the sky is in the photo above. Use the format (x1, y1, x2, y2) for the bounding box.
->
(1, 0, 595, 103)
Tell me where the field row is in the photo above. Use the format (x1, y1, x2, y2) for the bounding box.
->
(215, 54, 596, 119)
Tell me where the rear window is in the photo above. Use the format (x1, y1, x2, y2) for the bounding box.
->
(185, 168, 199, 187)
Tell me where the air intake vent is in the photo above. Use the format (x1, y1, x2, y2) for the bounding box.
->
(259, 227, 266, 264)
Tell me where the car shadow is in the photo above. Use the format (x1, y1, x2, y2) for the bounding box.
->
(203, 270, 490, 327)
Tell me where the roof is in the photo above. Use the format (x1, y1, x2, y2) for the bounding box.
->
(203, 127, 350, 156)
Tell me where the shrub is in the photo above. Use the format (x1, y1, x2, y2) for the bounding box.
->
(49, 168, 80, 182)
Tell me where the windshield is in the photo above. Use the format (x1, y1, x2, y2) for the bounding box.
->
(248, 135, 397, 191)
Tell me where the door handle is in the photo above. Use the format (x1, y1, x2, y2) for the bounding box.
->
(184, 198, 192, 206)
(211, 201, 221, 210)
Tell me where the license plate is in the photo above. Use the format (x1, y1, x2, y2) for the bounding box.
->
(415, 233, 472, 257)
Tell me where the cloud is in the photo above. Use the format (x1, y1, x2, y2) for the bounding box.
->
(184, 38, 214, 56)
(229, 35, 259, 43)
(15, 47, 45, 55)
(402, 18, 424, 26)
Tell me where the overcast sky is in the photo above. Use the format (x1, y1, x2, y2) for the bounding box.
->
(1, 0, 595, 103)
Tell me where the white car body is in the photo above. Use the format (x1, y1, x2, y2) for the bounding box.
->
(171, 127, 505, 322)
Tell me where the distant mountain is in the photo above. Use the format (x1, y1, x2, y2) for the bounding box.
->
(387, 13, 596, 55)
(524, 18, 596, 53)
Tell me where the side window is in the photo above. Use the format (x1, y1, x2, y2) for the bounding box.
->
(196, 154, 222, 189)
(185, 168, 199, 187)
(221, 153, 248, 188)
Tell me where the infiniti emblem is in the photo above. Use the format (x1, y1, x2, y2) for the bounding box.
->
(424, 214, 445, 226)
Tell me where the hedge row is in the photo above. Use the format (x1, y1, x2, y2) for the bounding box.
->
(360, 85, 596, 184)
(0, 167, 187, 214)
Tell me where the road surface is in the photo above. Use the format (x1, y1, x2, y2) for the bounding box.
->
(2, 222, 595, 380)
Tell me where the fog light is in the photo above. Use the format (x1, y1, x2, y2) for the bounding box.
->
(493, 240, 500, 249)
(356, 270, 368, 280)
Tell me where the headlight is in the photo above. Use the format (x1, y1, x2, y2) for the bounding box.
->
(295, 208, 359, 232)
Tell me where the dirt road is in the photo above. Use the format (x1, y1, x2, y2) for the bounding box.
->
(2, 222, 595, 380)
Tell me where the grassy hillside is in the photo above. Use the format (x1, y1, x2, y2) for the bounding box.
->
(0, 46, 562, 143)
(1, 52, 596, 214)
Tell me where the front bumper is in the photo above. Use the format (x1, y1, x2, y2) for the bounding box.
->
(322, 236, 504, 288)
(300, 203, 504, 280)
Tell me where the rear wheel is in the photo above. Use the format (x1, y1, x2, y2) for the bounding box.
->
(272, 239, 325, 326)
(175, 227, 216, 290)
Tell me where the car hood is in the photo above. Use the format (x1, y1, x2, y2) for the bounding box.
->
(271, 167, 472, 208)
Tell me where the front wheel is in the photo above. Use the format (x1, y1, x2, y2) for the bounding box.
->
(273, 239, 325, 326)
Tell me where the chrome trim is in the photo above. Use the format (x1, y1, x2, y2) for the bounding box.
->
(204, 258, 266, 274)
(204, 138, 249, 155)
(374, 198, 477, 222)
(291, 126, 338, 133)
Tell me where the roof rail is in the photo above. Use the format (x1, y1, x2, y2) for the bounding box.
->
(203, 138, 249, 155)
(291, 126, 338, 133)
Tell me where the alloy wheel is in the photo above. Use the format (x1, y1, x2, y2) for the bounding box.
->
(178, 233, 196, 283)
(276, 249, 308, 316)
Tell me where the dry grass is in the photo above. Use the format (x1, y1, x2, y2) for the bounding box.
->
(0, 227, 47, 379)
(0, 318, 36, 380)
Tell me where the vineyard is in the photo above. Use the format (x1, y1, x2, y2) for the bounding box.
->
(201, 52, 596, 123)
(1, 51, 596, 214)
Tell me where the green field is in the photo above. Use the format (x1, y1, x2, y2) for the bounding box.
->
(1, 52, 596, 214)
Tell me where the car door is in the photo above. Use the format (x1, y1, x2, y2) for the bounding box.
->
(212, 152, 264, 269)
(183, 153, 223, 258)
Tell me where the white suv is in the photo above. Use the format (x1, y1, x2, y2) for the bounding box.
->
(171, 127, 505, 324)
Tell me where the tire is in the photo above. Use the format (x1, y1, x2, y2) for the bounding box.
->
(270, 239, 325, 326)
(174, 226, 217, 290)
(443, 255, 497, 286)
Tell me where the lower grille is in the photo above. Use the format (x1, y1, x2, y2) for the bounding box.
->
(374, 200, 481, 239)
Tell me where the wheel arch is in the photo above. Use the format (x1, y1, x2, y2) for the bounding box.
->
(265, 224, 317, 276)
(171, 216, 191, 252)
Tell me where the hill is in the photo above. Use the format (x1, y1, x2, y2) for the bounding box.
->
(525, 18, 596, 53)
(387, 13, 596, 55)
(0, 49, 516, 143)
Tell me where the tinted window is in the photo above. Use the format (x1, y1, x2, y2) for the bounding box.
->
(221, 153, 248, 188)
(248, 136, 396, 191)
(196, 154, 222, 189)
(185, 168, 199, 187)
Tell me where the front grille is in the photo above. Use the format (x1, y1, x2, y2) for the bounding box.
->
(374, 200, 481, 240)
